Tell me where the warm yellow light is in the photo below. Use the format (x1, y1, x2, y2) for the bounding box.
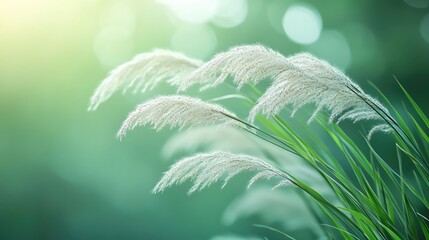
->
(0, 0, 49, 29)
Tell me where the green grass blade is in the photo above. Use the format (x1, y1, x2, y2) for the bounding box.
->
(396, 77, 429, 129)
(321, 224, 360, 240)
(409, 114, 429, 144)
(253, 224, 297, 240)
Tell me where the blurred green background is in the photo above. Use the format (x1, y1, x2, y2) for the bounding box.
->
(0, 0, 428, 239)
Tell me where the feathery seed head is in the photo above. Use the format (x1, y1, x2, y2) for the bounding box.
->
(243, 48, 391, 136)
(248, 51, 365, 120)
(117, 96, 243, 139)
(179, 45, 288, 91)
(367, 124, 393, 140)
(92, 44, 392, 140)
(152, 151, 290, 194)
(176, 44, 391, 136)
(88, 49, 202, 111)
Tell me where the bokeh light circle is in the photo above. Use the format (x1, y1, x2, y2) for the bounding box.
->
(282, 4, 322, 45)
(307, 30, 351, 70)
(157, 0, 219, 24)
(94, 26, 135, 68)
(420, 14, 429, 44)
(403, 0, 428, 8)
(94, 2, 136, 68)
(170, 25, 217, 59)
(211, 0, 248, 28)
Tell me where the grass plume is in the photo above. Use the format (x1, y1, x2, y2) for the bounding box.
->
(248, 51, 389, 129)
(179, 45, 288, 91)
(152, 151, 290, 194)
(117, 95, 243, 139)
(176, 45, 391, 136)
(90, 44, 429, 239)
(88, 49, 202, 111)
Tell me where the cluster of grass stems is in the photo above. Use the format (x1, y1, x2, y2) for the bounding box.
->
(89, 45, 429, 239)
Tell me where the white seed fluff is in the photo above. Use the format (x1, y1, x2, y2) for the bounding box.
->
(179, 45, 288, 91)
(88, 49, 202, 111)
(248, 51, 389, 127)
(117, 96, 243, 139)
(175, 44, 390, 135)
(152, 151, 290, 194)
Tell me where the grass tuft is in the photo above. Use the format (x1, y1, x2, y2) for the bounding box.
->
(90, 45, 429, 239)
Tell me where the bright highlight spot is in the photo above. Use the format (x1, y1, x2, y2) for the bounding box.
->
(94, 26, 135, 68)
(420, 14, 429, 44)
(158, 0, 247, 27)
(99, 2, 136, 38)
(170, 25, 217, 59)
(211, 0, 248, 28)
(0, 0, 72, 33)
(282, 4, 322, 45)
(157, 0, 219, 24)
(94, 2, 136, 68)
(308, 30, 351, 70)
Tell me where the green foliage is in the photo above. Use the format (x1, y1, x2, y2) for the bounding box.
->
(226, 79, 429, 239)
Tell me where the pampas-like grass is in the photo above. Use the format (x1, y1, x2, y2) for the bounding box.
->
(88, 49, 202, 111)
(89, 44, 429, 239)
(179, 45, 287, 91)
(89, 45, 391, 136)
(117, 96, 243, 139)
(176, 45, 390, 134)
(248, 52, 389, 125)
(152, 151, 289, 194)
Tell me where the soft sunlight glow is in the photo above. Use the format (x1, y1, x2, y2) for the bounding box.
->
(282, 4, 322, 45)
(0, 0, 50, 32)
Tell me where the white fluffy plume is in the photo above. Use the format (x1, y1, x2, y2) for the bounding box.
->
(177, 44, 390, 134)
(152, 151, 290, 194)
(117, 96, 242, 139)
(88, 49, 202, 111)
(179, 45, 286, 91)
(248, 52, 389, 125)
